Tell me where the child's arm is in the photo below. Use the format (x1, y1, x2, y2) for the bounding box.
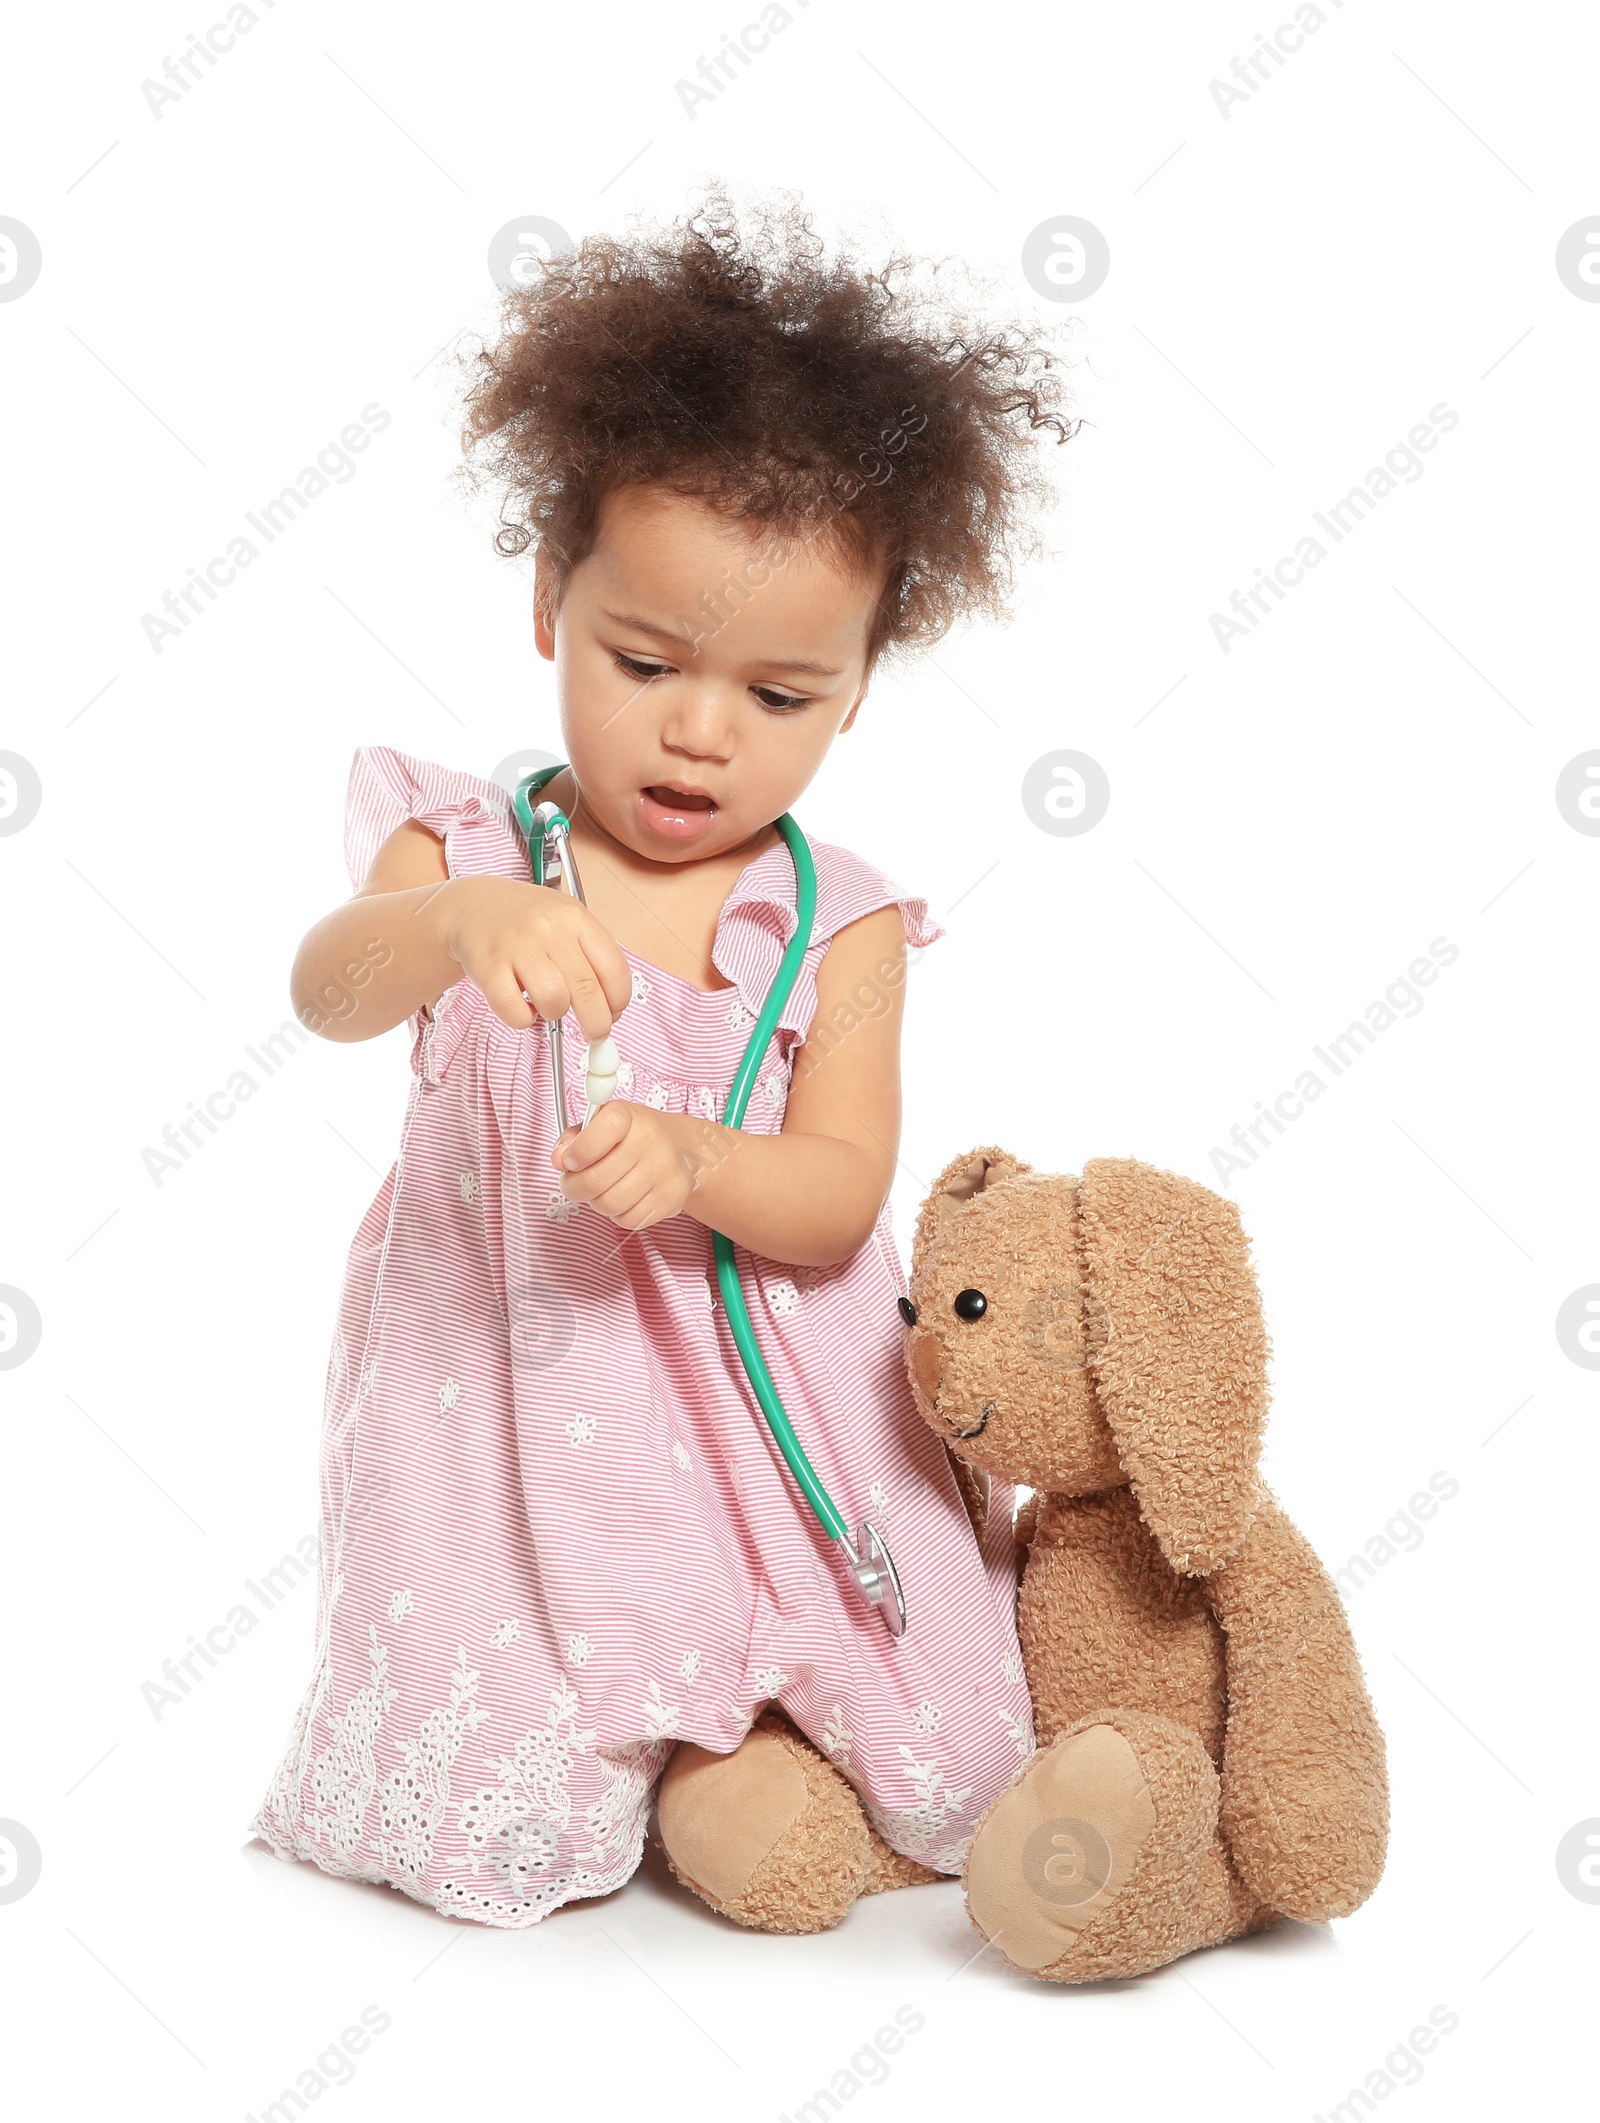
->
(291, 821, 631, 1044)
(553, 905, 908, 1268)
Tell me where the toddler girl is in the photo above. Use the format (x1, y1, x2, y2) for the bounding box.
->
(252, 190, 1074, 1930)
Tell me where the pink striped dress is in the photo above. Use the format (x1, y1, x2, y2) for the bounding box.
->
(252, 745, 1034, 1927)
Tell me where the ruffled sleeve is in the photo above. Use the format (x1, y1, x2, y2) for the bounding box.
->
(343, 745, 528, 892)
(343, 746, 534, 1088)
(711, 829, 946, 1047)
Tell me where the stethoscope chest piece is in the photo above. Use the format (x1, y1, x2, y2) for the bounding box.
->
(842, 1521, 907, 1636)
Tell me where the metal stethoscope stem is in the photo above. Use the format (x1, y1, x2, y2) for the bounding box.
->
(526, 798, 593, 1138)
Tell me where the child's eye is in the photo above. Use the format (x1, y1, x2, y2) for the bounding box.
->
(752, 685, 809, 713)
(614, 652, 672, 682)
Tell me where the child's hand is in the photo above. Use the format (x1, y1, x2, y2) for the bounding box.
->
(436, 877, 633, 1038)
(551, 1103, 716, 1231)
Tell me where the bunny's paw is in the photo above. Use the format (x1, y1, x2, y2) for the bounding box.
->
(656, 1710, 935, 1934)
(963, 1708, 1269, 1981)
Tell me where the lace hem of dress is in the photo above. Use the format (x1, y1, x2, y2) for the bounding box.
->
(251, 1605, 675, 1929)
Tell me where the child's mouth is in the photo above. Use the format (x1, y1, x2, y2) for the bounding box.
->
(640, 783, 719, 842)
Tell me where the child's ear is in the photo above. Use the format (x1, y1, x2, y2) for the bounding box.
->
(840, 653, 879, 730)
(532, 551, 558, 659)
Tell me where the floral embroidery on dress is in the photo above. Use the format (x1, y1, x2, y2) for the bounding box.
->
(725, 997, 752, 1031)
(387, 1590, 414, 1623)
(630, 969, 652, 1004)
(1001, 1651, 1024, 1686)
(373, 1646, 489, 1882)
(819, 1705, 854, 1768)
(459, 1171, 479, 1204)
(757, 1070, 786, 1110)
(307, 1624, 397, 1864)
(679, 1650, 702, 1684)
(564, 1411, 597, 1447)
(752, 1666, 789, 1696)
(438, 1377, 461, 1416)
(643, 1081, 670, 1111)
(865, 1748, 975, 1870)
(566, 1633, 593, 1668)
(767, 1278, 800, 1317)
(643, 1680, 681, 1740)
(359, 1362, 378, 1399)
(614, 1060, 634, 1095)
(998, 1708, 1034, 1762)
(546, 1194, 579, 1223)
(489, 1619, 520, 1649)
(671, 1441, 690, 1471)
(433, 1738, 674, 1926)
(458, 1675, 596, 1895)
(913, 1699, 943, 1736)
(869, 1481, 890, 1516)
(477, 1813, 562, 1892)
(257, 1667, 323, 1858)
(582, 1738, 673, 1875)
(689, 1084, 719, 1122)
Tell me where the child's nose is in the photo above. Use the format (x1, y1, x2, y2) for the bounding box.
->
(659, 684, 738, 760)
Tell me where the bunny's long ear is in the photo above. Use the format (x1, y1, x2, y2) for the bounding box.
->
(1078, 1158, 1270, 1576)
(910, 1145, 1033, 1282)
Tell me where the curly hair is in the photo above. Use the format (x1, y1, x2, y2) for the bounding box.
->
(453, 184, 1080, 671)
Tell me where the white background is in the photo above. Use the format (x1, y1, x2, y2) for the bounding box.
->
(2, 1, 1595, 2116)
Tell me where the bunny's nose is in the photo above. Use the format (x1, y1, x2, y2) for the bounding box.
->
(909, 1330, 943, 1404)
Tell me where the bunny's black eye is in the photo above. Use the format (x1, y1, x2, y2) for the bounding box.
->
(953, 1288, 988, 1321)
(897, 1296, 918, 1326)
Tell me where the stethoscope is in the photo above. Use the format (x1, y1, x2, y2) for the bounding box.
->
(512, 765, 907, 1636)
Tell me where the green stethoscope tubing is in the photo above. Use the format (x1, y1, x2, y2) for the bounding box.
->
(511, 765, 848, 1544)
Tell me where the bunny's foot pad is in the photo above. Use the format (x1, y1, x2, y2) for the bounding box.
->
(656, 1710, 935, 1934)
(963, 1709, 1268, 1981)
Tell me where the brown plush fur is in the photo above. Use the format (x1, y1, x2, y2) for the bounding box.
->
(655, 1710, 937, 1933)
(655, 1146, 1387, 1977)
(909, 1148, 1389, 1979)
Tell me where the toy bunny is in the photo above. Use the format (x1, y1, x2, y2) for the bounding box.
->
(658, 1147, 1389, 1983)
(902, 1146, 1389, 1980)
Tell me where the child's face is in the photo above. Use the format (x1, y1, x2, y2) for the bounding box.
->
(534, 485, 881, 862)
